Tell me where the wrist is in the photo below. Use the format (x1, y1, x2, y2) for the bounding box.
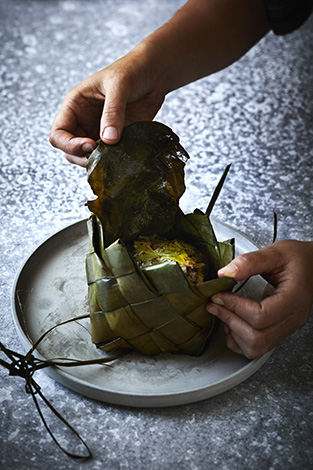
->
(130, 40, 172, 96)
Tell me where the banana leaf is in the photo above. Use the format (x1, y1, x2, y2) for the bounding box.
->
(85, 121, 236, 356)
(86, 121, 189, 247)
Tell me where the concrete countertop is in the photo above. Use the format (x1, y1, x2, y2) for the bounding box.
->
(0, 1, 312, 469)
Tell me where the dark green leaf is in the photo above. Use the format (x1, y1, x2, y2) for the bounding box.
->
(86, 121, 189, 247)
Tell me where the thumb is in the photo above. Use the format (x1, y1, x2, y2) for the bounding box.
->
(217, 244, 280, 282)
(100, 86, 128, 144)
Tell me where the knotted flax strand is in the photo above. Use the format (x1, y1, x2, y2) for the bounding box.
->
(0, 314, 124, 460)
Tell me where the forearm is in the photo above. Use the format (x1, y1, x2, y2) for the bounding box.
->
(135, 0, 271, 93)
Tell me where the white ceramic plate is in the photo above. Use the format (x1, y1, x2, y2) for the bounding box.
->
(12, 219, 272, 407)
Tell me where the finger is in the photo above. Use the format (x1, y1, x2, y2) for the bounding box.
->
(223, 326, 245, 356)
(209, 289, 294, 329)
(226, 309, 304, 358)
(207, 302, 255, 343)
(217, 244, 283, 282)
(100, 82, 128, 144)
(51, 130, 97, 157)
(50, 105, 97, 156)
(209, 294, 264, 327)
(208, 304, 266, 358)
(65, 153, 88, 167)
(207, 301, 309, 358)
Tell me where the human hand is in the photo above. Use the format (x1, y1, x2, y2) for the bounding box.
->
(49, 0, 272, 167)
(206, 240, 313, 359)
(49, 48, 166, 167)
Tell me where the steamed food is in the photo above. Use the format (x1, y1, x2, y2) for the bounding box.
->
(85, 121, 235, 356)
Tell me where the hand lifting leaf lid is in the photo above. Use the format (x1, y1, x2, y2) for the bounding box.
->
(86, 121, 235, 356)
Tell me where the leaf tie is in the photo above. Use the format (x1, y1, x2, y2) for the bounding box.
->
(0, 315, 124, 461)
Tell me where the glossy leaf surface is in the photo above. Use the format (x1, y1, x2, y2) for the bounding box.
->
(86, 121, 189, 247)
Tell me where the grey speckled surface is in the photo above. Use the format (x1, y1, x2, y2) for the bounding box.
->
(1, 0, 313, 469)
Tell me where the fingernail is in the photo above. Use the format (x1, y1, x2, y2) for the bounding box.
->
(82, 142, 95, 154)
(218, 263, 238, 278)
(224, 324, 230, 335)
(206, 305, 219, 316)
(211, 296, 224, 306)
(102, 126, 119, 141)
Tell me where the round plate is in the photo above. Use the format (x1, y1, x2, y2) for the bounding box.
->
(12, 219, 272, 407)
